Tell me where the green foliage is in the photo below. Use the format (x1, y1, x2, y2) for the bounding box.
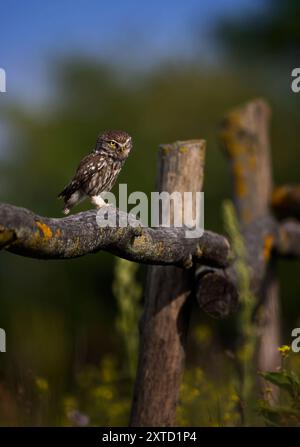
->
(113, 258, 142, 379)
(258, 350, 300, 426)
(62, 356, 131, 426)
(216, 0, 300, 63)
(59, 257, 142, 426)
(59, 258, 142, 426)
(177, 323, 251, 426)
(177, 361, 241, 427)
(260, 370, 300, 399)
(222, 200, 257, 424)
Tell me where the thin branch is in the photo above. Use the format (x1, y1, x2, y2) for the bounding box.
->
(0, 202, 230, 268)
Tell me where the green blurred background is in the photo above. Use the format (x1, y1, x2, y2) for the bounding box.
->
(0, 0, 300, 426)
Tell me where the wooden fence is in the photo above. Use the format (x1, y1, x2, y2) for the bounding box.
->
(1, 98, 300, 426)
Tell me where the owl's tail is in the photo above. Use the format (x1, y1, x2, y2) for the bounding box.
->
(58, 181, 83, 215)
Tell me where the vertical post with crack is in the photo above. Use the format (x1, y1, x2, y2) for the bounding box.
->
(130, 139, 206, 426)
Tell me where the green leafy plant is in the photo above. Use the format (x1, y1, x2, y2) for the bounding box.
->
(222, 200, 257, 425)
(62, 356, 131, 426)
(177, 349, 241, 427)
(58, 258, 142, 426)
(258, 347, 300, 426)
(113, 258, 142, 379)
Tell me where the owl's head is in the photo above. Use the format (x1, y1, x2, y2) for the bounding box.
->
(95, 130, 133, 159)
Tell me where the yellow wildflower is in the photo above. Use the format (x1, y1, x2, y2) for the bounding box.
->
(35, 377, 49, 393)
(278, 345, 291, 356)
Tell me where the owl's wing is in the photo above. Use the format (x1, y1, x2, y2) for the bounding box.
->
(75, 153, 109, 195)
(76, 153, 106, 180)
(58, 153, 107, 199)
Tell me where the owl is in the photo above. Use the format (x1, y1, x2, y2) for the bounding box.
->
(58, 130, 132, 214)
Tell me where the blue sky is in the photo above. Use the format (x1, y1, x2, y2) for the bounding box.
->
(0, 0, 263, 102)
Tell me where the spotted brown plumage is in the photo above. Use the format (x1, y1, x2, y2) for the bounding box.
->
(58, 130, 132, 214)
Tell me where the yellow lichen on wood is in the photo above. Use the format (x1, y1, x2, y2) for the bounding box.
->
(248, 154, 257, 170)
(179, 146, 188, 153)
(55, 228, 62, 237)
(36, 221, 53, 239)
(220, 128, 245, 158)
(219, 111, 243, 157)
(220, 110, 255, 160)
(155, 241, 165, 257)
(263, 234, 274, 262)
(131, 233, 150, 251)
(0, 226, 15, 248)
(131, 233, 165, 258)
(233, 162, 247, 198)
(271, 185, 300, 207)
(271, 186, 290, 207)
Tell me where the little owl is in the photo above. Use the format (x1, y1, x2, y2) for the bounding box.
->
(58, 130, 132, 214)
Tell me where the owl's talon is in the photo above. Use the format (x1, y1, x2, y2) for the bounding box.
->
(133, 225, 143, 236)
(91, 195, 109, 208)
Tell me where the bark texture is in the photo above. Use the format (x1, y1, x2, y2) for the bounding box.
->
(130, 139, 205, 426)
(0, 202, 230, 268)
(196, 266, 238, 319)
(277, 219, 300, 258)
(220, 98, 281, 383)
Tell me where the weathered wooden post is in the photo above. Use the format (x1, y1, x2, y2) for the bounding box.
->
(219, 98, 281, 384)
(130, 139, 206, 427)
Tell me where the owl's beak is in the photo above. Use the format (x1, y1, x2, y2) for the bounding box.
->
(122, 138, 132, 152)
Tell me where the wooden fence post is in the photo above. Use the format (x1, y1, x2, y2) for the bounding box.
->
(130, 139, 206, 426)
(220, 98, 281, 387)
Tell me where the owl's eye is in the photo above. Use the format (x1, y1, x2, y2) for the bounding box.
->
(109, 141, 117, 149)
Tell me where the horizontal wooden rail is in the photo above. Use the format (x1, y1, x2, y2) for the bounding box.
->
(0, 202, 230, 268)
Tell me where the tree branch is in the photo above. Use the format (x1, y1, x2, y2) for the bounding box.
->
(272, 185, 300, 220)
(0, 202, 230, 268)
(196, 266, 238, 319)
